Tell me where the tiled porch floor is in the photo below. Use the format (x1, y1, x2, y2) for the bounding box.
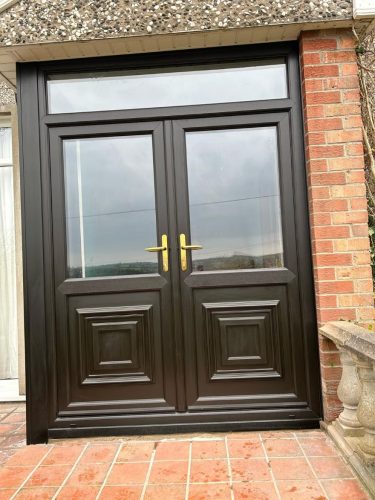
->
(0, 403, 370, 499)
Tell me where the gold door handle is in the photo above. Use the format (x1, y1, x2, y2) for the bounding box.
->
(179, 233, 203, 271)
(145, 234, 169, 272)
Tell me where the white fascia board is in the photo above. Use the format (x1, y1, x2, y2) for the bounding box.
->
(353, 0, 375, 18)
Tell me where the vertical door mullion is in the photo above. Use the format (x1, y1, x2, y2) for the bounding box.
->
(164, 119, 188, 412)
(171, 120, 200, 408)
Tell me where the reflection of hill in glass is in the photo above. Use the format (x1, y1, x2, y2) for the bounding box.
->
(68, 261, 158, 278)
(193, 253, 283, 272)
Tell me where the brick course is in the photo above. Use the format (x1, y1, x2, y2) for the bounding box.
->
(299, 29, 374, 422)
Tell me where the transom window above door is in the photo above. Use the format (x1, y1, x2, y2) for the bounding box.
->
(47, 59, 288, 114)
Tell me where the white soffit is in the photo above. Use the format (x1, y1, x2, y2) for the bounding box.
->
(353, 0, 375, 18)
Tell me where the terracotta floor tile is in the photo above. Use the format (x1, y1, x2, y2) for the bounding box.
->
(191, 440, 226, 459)
(260, 431, 295, 439)
(12, 425, 26, 435)
(0, 424, 367, 500)
(13, 407, 26, 414)
(264, 438, 303, 457)
(0, 435, 26, 449)
(298, 438, 337, 457)
(100, 485, 142, 499)
(0, 490, 17, 500)
(309, 456, 354, 479)
(277, 480, 326, 499)
(67, 463, 110, 486)
(107, 462, 149, 485)
(0, 405, 16, 412)
(154, 441, 190, 460)
(0, 425, 18, 435)
(57, 485, 100, 499)
(42, 444, 84, 465)
(321, 479, 370, 499)
(80, 443, 118, 463)
(2, 414, 25, 425)
(227, 439, 265, 458)
(190, 459, 228, 483)
(294, 431, 324, 438)
(144, 484, 186, 499)
(6, 445, 50, 466)
(188, 483, 231, 499)
(228, 431, 261, 439)
(233, 482, 278, 500)
(149, 460, 188, 484)
(25, 465, 71, 487)
(117, 442, 154, 462)
(0, 448, 17, 464)
(0, 466, 33, 488)
(16, 487, 57, 499)
(231, 458, 271, 482)
(270, 457, 314, 480)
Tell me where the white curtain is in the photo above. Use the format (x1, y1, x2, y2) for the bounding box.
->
(0, 128, 17, 379)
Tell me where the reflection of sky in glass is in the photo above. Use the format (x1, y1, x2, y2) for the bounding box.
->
(48, 62, 287, 114)
(186, 127, 283, 271)
(64, 135, 158, 278)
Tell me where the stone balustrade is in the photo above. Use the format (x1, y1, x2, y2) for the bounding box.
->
(319, 321, 375, 495)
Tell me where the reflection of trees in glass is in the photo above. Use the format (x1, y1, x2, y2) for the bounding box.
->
(193, 253, 283, 272)
(68, 261, 158, 278)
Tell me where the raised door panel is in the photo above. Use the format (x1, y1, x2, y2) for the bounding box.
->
(186, 285, 307, 410)
(56, 291, 176, 416)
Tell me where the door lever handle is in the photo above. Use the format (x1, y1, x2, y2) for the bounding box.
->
(179, 233, 203, 271)
(145, 234, 169, 272)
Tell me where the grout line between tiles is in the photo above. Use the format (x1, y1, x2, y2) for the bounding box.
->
(184, 441, 192, 500)
(9, 445, 54, 500)
(140, 443, 157, 500)
(294, 433, 331, 500)
(224, 435, 234, 500)
(260, 432, 282, 500)
(95, 441, 123, 500)
(51, 443, 90, 500)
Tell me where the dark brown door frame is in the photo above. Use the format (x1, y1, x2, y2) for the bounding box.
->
(17, 42, 322, 444)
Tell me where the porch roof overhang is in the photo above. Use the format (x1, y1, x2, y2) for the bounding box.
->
(0, 16, 373, 92)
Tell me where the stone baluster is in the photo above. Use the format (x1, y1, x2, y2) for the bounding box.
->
(356, 357, 375, 458)
(334, 348, 363, 436)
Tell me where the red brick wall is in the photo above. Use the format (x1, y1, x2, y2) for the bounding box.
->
(299, 29, 374, 421)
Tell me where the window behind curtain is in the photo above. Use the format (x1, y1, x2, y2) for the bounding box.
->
(0, 126, 17, 379)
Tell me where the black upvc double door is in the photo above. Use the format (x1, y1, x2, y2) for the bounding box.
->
(46, 112, 321, 436)
(19, 44, 322, 442)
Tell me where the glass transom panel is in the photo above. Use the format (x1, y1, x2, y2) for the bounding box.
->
(48, 61, 288, 114)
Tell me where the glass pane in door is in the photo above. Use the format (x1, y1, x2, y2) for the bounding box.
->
(64, 135, 158, 278)
(186, 127, 283, 272)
